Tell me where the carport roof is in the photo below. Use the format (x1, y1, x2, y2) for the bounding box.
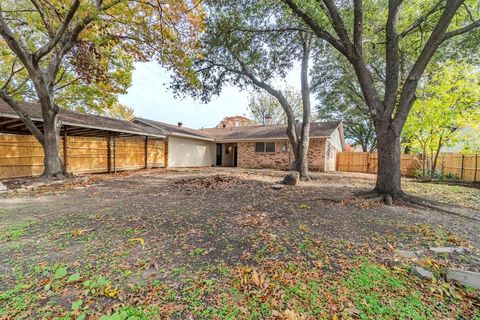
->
(0, 100, 166, 138)
(133, 117, 215, 141)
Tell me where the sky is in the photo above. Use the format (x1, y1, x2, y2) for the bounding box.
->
(119, 61, 303, 129)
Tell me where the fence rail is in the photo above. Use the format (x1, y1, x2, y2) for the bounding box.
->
(336, 152, 480, 182)
(0, 134, 166, 179)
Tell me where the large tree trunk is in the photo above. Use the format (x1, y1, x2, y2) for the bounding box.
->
(295, 35, 312, 180)
(295, 126, 310, 179)
(42, 110, 64, 177)
(37, 87, 65, 178)
(374, 129, 402, 200)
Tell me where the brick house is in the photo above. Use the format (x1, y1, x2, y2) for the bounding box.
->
(0, 100, 345, 179)
(134, 118, 345, 172)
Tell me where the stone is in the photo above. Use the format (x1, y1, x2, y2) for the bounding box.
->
(283, 171, 299, 186)
(446, 268, 480, 289)
(394, 249, 418, 259)
(429, 247, 469, 254)
(410, 266, 434, 280)
(272, 184, 284, 190)
(0, 181, 7, 193)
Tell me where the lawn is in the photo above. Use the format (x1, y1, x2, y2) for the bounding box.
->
(0, 169, 479, 319)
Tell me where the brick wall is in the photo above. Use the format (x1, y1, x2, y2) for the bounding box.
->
(237, 138, 327, 171)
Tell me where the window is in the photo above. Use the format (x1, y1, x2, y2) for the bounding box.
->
(255, 142, 275, 153)
(265, 142, 275, 152)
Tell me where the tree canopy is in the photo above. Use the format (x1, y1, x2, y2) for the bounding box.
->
(247, 87, 303, 125)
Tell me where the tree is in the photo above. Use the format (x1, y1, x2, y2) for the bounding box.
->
(283, 0, 480, 203)
(0, 0, 203, 178)
(172, 0, 316, 179)
(312, 46, 376, 152)
(403, 62, 480, 179)
(247, 86, 303, 125)
(102, 103, 135, 121)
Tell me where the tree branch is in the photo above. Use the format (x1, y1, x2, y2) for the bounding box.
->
(399, 1, 444, 38)
(353, 0, 363, 53)
(282, 0, 347, 55)
(0, 92, 45, 144)
(443, 18, 480, 41)
(394, 0, 465, 130)
(34, 0, 81, 60)
(384, 0, 402, 117)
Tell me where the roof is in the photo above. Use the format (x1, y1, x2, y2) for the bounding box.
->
(199, 121, 342, 141)
(0, 100, 165, 138)
(133, 117, 215, 141)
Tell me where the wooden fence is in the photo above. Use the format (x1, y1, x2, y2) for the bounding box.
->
(0, 134, 165, 179)
(337, 152, 480, 182)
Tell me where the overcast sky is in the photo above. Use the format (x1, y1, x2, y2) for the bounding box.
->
(119, 61, 303, 129)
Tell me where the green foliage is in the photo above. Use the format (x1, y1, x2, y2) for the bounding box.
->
(404, 62, 480, 154)
(0, 0, 204, 113)
(403, 62, 480, 178)
(247, 86, 303, 124)
(313, 45, 376, 152)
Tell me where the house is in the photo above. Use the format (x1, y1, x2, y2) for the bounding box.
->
(134, 118, 346, 171)
(0, 100, 345, 179)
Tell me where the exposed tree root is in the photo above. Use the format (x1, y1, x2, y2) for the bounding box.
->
(397, 194, 480, 222)
(355, 189, 379, 197)
(357, 190, 480, 221)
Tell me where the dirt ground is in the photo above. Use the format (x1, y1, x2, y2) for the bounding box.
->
(1, 168, 479, 319)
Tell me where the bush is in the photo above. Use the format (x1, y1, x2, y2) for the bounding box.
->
(414, 169, 459, 181)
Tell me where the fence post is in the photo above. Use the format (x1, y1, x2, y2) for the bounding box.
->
(441, 153, 444, 175)
(113, 135, 117, 173)
(63, 128, 68, 173)
(144, 136, 148, 169)
(475, 154, 478, 183)
(460, 154, 465, 181)
(107, 132, 112, 174)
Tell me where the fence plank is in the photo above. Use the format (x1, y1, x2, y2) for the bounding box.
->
(337, 151, 479, 181)
(0, 134, 166, 179)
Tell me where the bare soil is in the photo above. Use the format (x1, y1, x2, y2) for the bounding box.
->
(1, 168, 479, 319)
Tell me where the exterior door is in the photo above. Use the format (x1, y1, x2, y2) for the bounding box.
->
(216, 144, 222, 166)
(233, 145, 238, 167)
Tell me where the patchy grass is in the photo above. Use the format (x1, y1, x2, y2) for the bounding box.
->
(403, 180, 480, 211)
(0, 169, 479, 319)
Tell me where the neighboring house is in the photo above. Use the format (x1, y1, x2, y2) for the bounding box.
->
(216, 115, 255, 128)
(134, 118, 345, 171)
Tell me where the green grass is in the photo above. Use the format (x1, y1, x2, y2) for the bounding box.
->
(0, 220, 35, 241)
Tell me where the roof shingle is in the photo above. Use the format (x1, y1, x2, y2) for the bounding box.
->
(0, 100, 165, 137)
(199, 121, 342, 141)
